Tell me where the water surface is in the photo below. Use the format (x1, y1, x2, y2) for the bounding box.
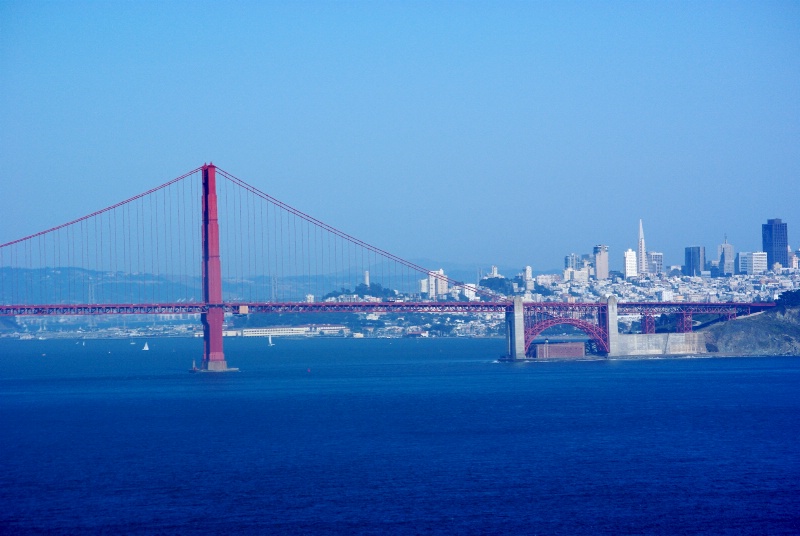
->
(1, 338, 798, 534)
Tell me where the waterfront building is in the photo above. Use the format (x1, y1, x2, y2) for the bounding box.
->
(762, 218, 789, 270)
(684, 246, 705, 276)
(624, 249, 638, 279)
(593, 245, 609, 280)
(647, 251, 663, 276)
(637, 220, 648, 275)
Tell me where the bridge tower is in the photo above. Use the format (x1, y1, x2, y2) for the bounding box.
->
(200, 164, 233, 371)
(506, 297, 526, 360)
(605, 295, 619, 356)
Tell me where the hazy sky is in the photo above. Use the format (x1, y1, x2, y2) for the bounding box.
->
(2, 1, 798, 272)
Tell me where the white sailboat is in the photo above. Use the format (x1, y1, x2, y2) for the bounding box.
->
(142, 342, 149, 351)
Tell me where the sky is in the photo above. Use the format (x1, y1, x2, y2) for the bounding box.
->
(1, 1, 798, 273)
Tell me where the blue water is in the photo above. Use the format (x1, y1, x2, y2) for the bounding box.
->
(1, 337, 799, 534)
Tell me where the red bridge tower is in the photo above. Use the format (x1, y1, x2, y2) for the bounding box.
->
(200, 164, 235, 371)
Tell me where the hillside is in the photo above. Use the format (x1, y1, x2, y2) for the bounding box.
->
(702, 290, 800, 355)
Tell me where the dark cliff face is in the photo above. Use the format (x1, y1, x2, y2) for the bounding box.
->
(702, 307, 800, 355)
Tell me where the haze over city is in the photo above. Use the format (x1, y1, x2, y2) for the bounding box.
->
(1, 1, 798, 271)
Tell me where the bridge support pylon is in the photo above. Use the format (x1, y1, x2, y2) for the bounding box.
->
(199, 163, 237, 372)
(606, 295, 619, 356)
(506, 297, 526, 360)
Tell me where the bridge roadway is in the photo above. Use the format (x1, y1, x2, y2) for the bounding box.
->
(0, 300, 774, 360)
(0, 301, 772, 317)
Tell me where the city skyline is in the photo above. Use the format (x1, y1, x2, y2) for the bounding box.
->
(556, 217, 794, 276)
(2, 2, 798, 268)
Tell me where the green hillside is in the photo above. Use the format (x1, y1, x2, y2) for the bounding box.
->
(702, 290, 800, 355)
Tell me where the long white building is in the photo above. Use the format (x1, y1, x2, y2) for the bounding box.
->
(624, 248, 638, 279)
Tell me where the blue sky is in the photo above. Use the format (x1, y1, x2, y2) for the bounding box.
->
(1, 1, 798, 272)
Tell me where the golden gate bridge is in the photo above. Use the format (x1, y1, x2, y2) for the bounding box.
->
(0, 164, 773, 369)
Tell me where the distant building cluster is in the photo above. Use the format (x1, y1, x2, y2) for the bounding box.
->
(393, 217, 799, 306)
(562, 218, 797, 282)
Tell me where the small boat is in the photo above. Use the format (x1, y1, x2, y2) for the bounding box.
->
(142, 342, 149, 351)
(268, 335, 275, 347)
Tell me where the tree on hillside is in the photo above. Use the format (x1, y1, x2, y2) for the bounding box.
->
(479, 276, 514, 296)
(323, 282, 395, 300)
(777, 289, 800, 309)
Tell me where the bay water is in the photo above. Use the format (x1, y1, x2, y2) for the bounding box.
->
(1, 337, 798, 534)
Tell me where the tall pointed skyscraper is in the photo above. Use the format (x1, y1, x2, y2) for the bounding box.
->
(637, 219, 648, 275)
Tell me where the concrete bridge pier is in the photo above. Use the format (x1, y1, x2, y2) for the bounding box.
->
(506, 297, 526, 360)
(606, 295, 619, 356)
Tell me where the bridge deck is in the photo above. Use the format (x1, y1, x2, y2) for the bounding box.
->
(0, 301, 774, 316)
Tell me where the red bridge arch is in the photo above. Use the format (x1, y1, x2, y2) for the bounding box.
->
(524, 318, 610, 356)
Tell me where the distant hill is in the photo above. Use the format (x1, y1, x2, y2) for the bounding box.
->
(702, 290, 800, 355)
(407, 259, 559, 285)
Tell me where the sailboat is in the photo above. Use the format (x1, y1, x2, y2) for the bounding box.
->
(268, 335, 275, 347)
(142, 342, 149, 351)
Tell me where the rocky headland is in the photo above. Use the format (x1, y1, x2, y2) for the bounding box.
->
(702, 290, 800, 356)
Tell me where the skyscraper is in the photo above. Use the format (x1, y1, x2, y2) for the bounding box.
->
(737, 252, 768, 275)
(624, 249, 637, 279)
(762, 218, 789, 270)
(428, 268, 448, 298)
(523, 266, 534, 290)
(637, 219, 648, 275)
(564, 253, 579, 270)
(684, 246, 705, 276)
(593, 245, 609, 280)
(646, 251, 663, 275)
(717, 237, 734, 276)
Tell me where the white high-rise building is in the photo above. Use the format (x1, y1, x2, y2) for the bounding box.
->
(427, 269, 447, 298)
(524, 265, 533, 280)
(624, 249, 638, 279)
(523, 265, 535, 290)
(637, 219, 648, 275)
(737, 252, 768, 275)
(752, 252, 768, 274)
(462, 283, 478, 301)
(593, 245, 609, 280)
(435, 269, 448, 296)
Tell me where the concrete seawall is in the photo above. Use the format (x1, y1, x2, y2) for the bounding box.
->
(611, 332, 706, 356)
